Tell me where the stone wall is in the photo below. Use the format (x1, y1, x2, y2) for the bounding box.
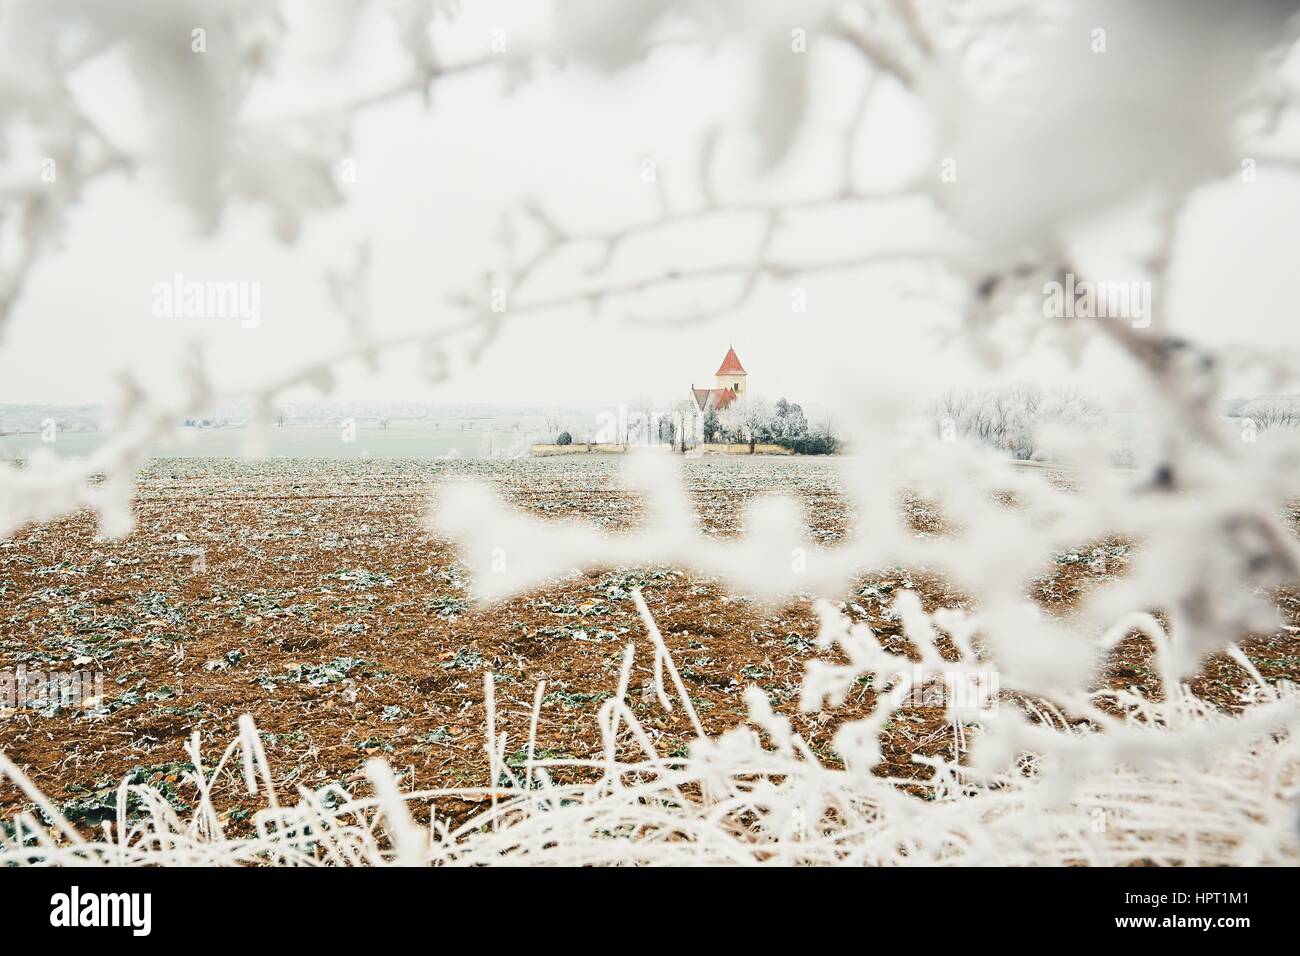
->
(531, 443, 630, 456)
(698, 442, 794, 455)
(531, 442, 795, 457)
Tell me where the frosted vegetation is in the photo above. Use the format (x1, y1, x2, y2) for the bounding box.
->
(3, 0, 1300, 865)
(931, 385, 1108, 461)
(1224, 396, 1300, 433)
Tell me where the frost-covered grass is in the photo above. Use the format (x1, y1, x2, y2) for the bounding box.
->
(2, 591, 1295, 866)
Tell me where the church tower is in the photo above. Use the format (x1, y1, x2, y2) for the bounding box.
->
(715, 346, 747, 396)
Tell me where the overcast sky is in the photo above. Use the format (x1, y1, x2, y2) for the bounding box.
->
(3, 1, 1300, 420)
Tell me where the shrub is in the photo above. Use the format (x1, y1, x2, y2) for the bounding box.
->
(775, 430, 839, 455)
(556, 431, 572, 446)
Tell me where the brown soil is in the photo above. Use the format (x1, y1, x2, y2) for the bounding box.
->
(0, 458, 1296, 835)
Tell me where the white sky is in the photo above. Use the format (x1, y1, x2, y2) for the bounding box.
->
(3, 1, 1300, 420)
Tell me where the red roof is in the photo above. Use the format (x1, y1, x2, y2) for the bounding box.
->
(716, 347, 746, 376)
(691, 387, 738, 412)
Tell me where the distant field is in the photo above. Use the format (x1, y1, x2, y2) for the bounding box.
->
(0, 425, 532, 461)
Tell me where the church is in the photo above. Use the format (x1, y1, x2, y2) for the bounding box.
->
(690, 347, 747, 413)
